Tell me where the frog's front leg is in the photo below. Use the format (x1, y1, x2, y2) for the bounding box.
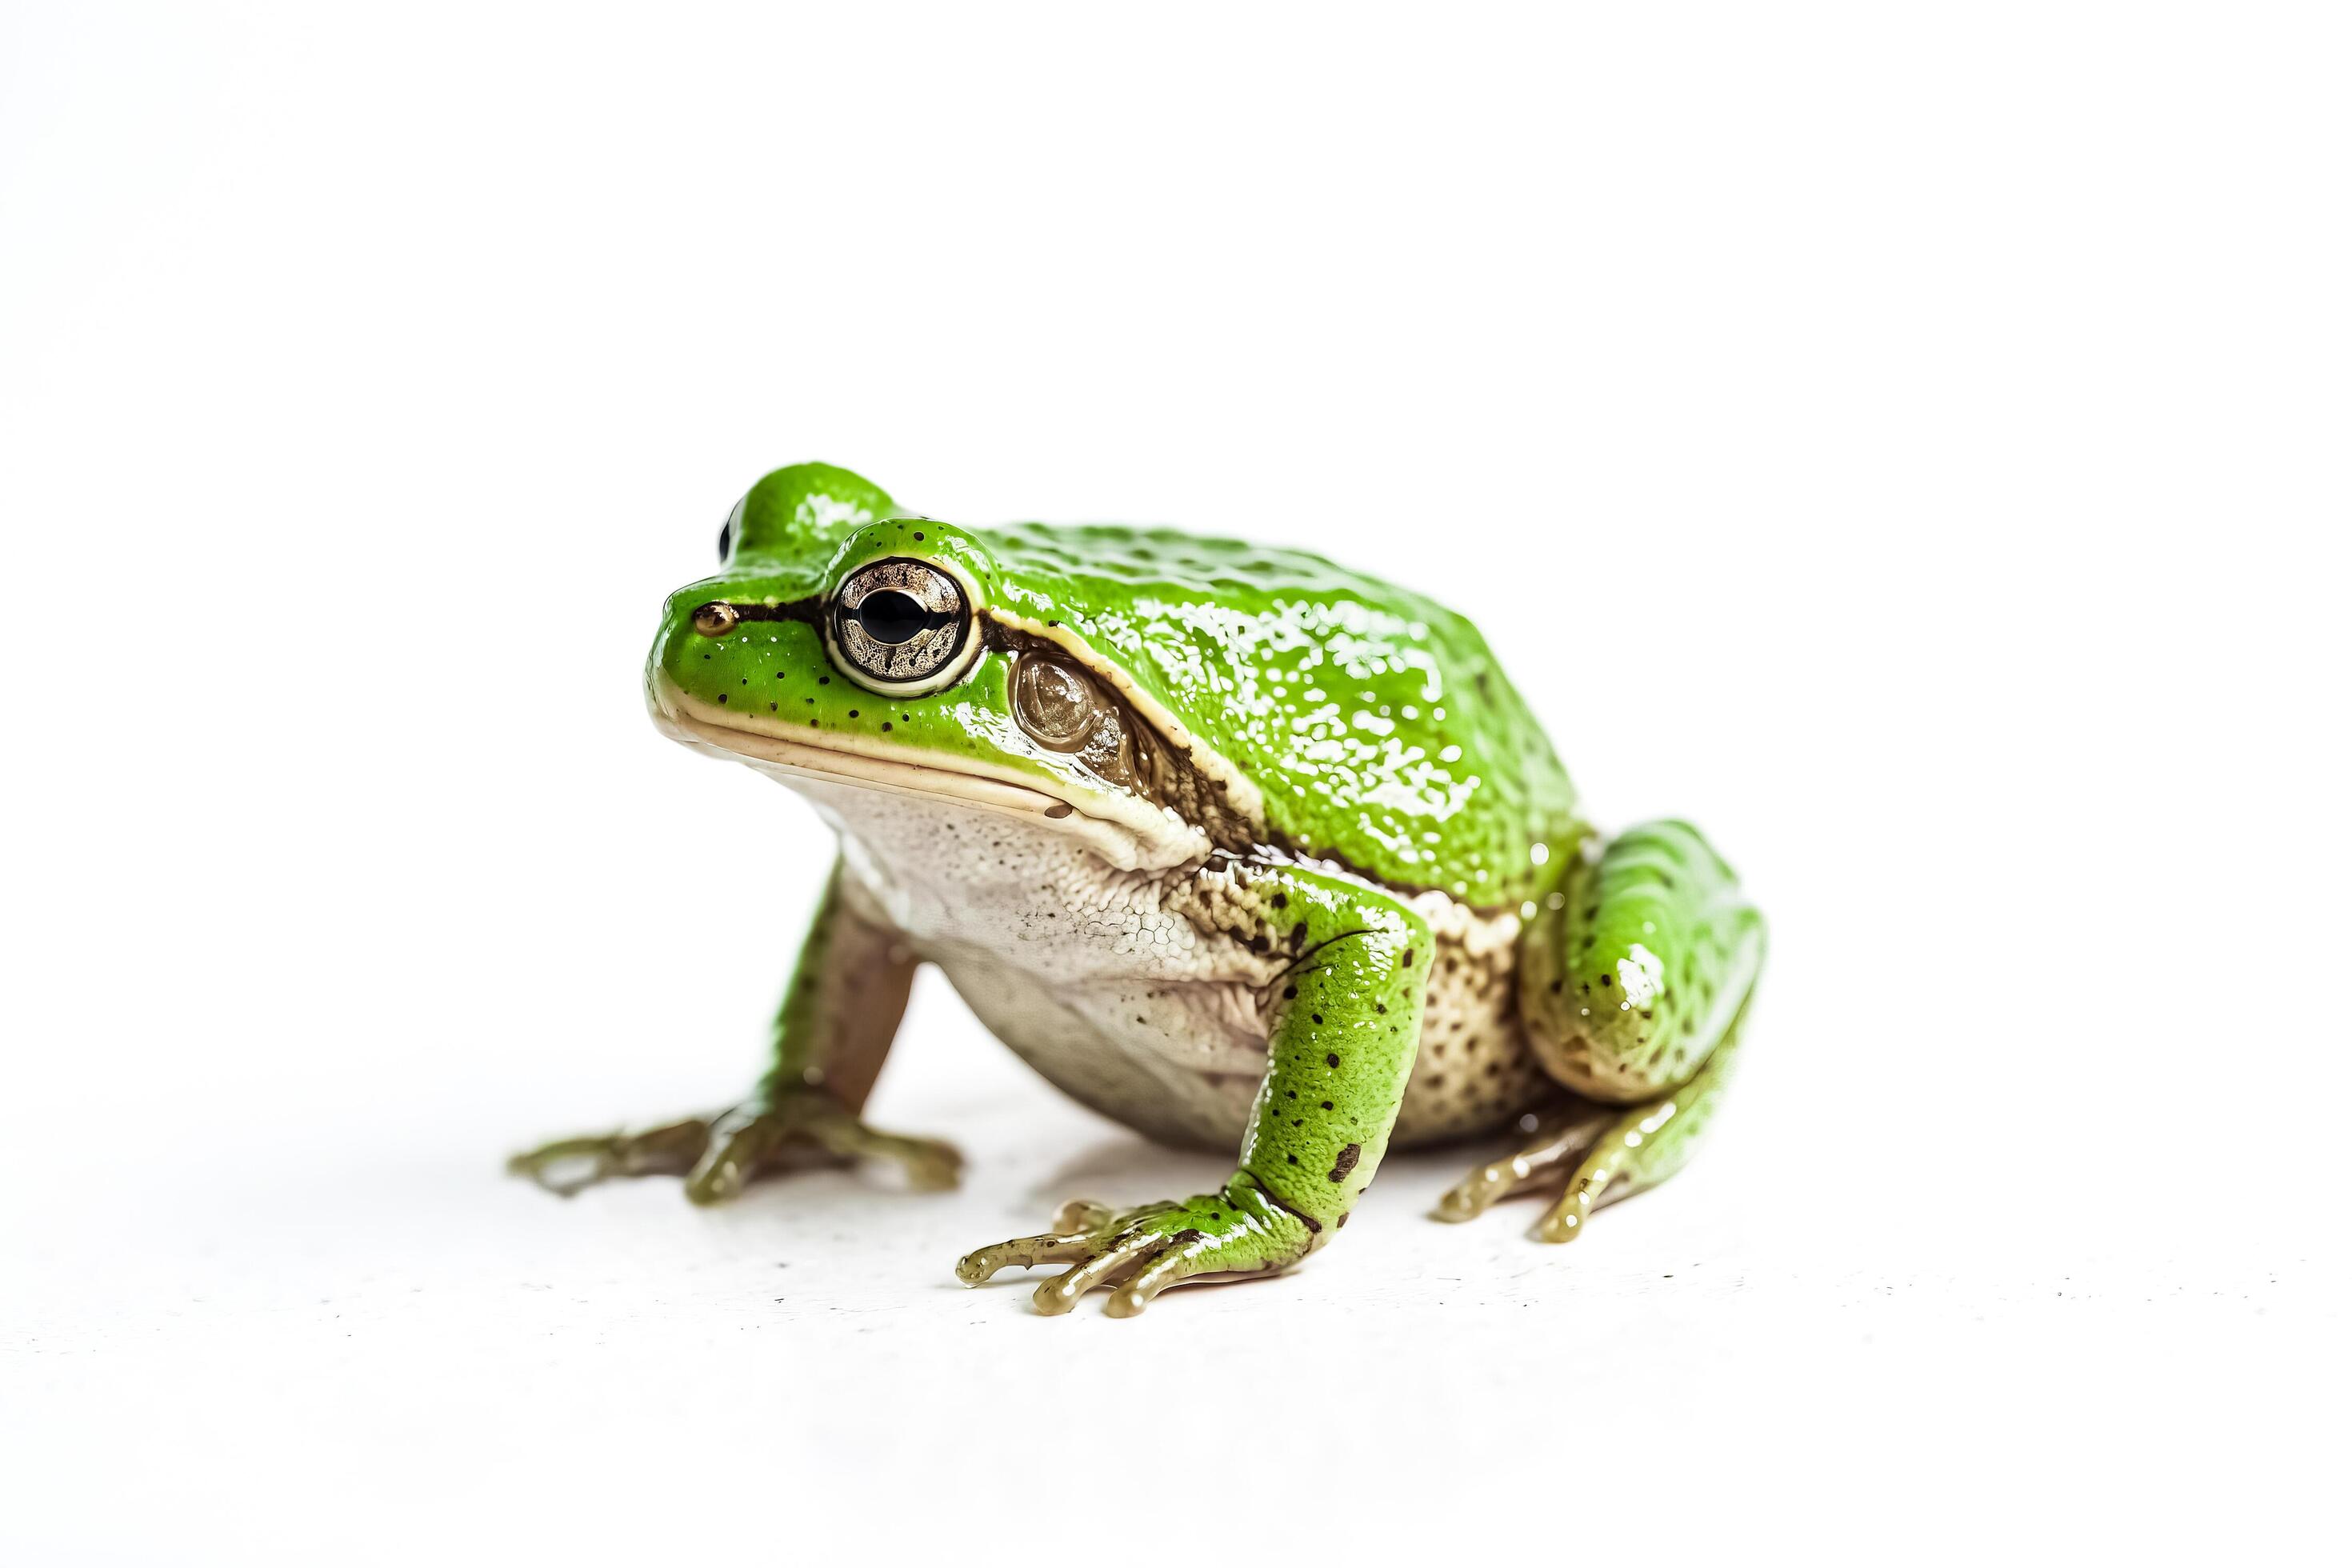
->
(510, 862, 960, 1202)
(957, 869, 1429, 1316)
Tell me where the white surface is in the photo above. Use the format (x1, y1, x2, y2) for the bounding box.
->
(3, 5, 2345, 1564)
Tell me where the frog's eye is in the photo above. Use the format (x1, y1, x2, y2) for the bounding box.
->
(718, 497, 745, 564)
(1012, 654, 1107, 750)
(826, 558, 979, 696)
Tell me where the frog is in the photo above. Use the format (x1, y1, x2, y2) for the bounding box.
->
(512, 462, 1766, 1316)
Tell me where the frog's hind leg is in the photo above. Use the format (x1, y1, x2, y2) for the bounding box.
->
(1442, 819, 1762, 1242)
(1528, 1000, 1745, 1242)
(1432, 1103, 1619, 1223)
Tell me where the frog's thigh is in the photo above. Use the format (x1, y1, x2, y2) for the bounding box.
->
(1518, 819, 1764, 1103)
(1444, 819, 1763, 1239)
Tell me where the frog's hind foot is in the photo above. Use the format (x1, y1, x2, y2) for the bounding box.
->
(1434, 1035, 1737, 1244)
(1431, 1104, 1618, 1224)
(508, 1094, 962, 1204)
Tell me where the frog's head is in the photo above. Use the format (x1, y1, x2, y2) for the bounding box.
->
(646, 463, 1254, 871)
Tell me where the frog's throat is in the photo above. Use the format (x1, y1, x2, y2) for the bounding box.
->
(649, 681, 1210, 874)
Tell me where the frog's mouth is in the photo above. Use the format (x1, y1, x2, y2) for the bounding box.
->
(648, 675, 1207, 872)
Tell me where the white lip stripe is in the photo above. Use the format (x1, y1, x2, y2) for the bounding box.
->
(648, 683, 1209, 872)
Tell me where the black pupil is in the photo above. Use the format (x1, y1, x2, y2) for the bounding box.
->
(857, 590, 930, 645)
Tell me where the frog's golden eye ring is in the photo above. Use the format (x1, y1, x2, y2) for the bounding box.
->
(826, 557, 979, 696)
(1012, 654, 1107, 750)
(691, 601, 740, 637)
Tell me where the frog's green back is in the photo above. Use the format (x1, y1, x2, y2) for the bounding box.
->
(726, 464, 1576, 906)
(982, 522, 1575, 906)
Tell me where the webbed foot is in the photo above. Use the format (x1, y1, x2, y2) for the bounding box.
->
(510, 1091, 961, 1204)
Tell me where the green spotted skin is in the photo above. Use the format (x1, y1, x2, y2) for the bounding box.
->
(650, 462, 1578, 905)
(1519, 821, 1766, 1104)
(517, 462, 1766, 1314)
(1233, 866, 1429, 1236)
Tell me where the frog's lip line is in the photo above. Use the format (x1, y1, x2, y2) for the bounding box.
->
(650, 686, 1207, 871)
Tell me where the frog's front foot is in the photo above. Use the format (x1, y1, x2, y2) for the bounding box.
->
(955, 1180, 1314, 1318)
(508, 1091, 962, 1204)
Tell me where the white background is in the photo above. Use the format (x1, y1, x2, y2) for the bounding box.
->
(4, 4, 2345, 1563)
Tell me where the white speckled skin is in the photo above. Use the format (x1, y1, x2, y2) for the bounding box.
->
(786, 773, 1558, 1151)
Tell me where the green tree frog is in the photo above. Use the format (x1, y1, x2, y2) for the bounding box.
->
(514, 464, 1765, 1316)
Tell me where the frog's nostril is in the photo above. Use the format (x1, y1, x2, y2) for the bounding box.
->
(855, 590, 928, 646)
(691, 602, 740, 637)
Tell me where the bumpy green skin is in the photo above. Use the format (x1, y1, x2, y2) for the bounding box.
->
(651, 463, 1580, 904)
(514, 462, 1765, 1314)
(1520, 821, 1766, 1102)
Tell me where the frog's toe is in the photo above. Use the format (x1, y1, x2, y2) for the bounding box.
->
(1430, 1106, 1615, 1225)
(959, 1190, 1307, 1316)
(953, 1226, 1105, 1286)
(1030, 1230, 1179, 1316)
(508, 1118, 710, 1198)
(683, 1106, 792, 1206)
(802, 1115, 964, 1193)
(1100, 1234, 1233, 1318)
(514, 1096, 960, 1206)
(683, 1098, 963, 1203)
(1051, 1198, 1115, 1234)
(506, 1136, 619, 1198)
(1534, 1164, 1616, 1244)
(954, 1196, 1158, 1289)
(1433, 1154, 1530, 1222)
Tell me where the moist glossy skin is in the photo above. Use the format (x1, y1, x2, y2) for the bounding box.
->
(650, 463, 1579, 901)
(514, 462, 1766, 1317)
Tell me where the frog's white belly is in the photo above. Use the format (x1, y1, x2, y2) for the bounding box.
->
(789, 775, 1557, 1150)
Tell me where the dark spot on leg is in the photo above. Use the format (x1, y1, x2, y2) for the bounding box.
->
(1325, 1052, 1339, 1068)
(1327, 1143, 1361, 1182)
